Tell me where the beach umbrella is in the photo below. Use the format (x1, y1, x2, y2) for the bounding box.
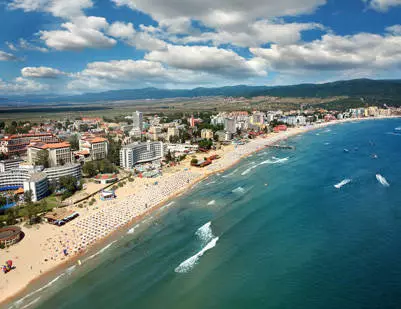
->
(6, 260, 12, 267)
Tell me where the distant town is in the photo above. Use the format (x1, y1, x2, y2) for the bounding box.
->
(0, 104, 400, 238)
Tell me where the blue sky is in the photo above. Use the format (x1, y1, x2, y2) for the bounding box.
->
(0, 0, 401, 94)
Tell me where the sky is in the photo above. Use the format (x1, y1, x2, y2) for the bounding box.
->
(0, 0, 401, 95)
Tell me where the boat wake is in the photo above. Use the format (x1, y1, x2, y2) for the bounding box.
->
(175, 222, 219, 273)
(334, 179, 351, 189)
(376, 174, 390, 187)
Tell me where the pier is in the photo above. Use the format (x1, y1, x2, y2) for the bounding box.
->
(265, 145, 296, 150)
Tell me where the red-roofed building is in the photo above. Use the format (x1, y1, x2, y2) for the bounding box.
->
(79, 136, 109, 161)
(28, 142, 72, 167)
(0, 133, 60, 156)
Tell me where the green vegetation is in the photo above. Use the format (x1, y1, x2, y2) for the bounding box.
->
(83, 159, 118, 177)
(198, 139, 213, 150)
(68, 134, 80, 151)
(35, 150, 50, 168)
(60, 175, 82, 200)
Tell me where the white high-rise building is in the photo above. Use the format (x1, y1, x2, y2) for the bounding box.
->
(132, 111, 143, 131)
(224, 118, 237, 134)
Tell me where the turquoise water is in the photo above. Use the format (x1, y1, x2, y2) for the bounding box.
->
(12, 119, 401, 309)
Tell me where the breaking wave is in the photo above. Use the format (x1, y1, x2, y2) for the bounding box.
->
(241, 165, 258, 175)
(222, 168, 239, 178)
(376, 174, 390, 187)
(175, 222, 219, 273)
(334, 179, 351, 189)
(232, 186, 246, 194)
(84, 240, 118, 262)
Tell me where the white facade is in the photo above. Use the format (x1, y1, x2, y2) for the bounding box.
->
(224, 118, 237, 134)
(24, 173, 48, 202)
(120, 141, 165, 169)
(133, 111, 143, 131)
(167, 127, 179, 140)
(44, 163, 82, 184)
(201, 129, 214, 139)
(0, 159, 23, 173)
(0, 169, 30, 188)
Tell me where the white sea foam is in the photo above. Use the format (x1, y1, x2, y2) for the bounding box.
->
(241, 165, 257, 175)
(205, 180, 217, 186)
(195, 221, 214, 244)
(20, 297, 42, 309)
(324, 142, 330, 145)
(222, 168, 239, 178)
(207, 200, 216, 206)
(11, 273, 65, 309)
(376, 174, 390, 187)
(334, 179, 351, 189)
(232, 186, 246, 194)
(395, 127, 401, 131)
(175, 222, 218, 273)
(127, 225, 139, 234)
(84, 240, 118, 262)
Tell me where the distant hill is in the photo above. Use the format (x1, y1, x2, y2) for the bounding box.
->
(2, 79, 401, 105)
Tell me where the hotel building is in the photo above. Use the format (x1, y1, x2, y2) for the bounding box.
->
(0, 133, 60, 156)
(28, 142, 72, 167)
(79, 137, 109, 161)
(120, 141, 165, 169)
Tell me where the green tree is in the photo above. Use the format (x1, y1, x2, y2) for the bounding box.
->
(24, 190, 33, 205)
(83, 161, 97, 177)
(0, 121, 5, 130)
(35, 150, 50, 168)
(68, 134, 80, 151)
(0, 196, 7, 206)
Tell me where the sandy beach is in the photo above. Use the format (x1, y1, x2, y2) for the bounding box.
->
(0, 116, 396, 306)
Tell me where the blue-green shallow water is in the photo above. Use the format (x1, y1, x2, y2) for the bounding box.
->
(12, 119, 401, 309)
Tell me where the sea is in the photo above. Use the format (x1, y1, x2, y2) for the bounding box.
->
(6, 118, 401, 309)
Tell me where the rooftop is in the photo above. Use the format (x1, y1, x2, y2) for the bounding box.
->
(29, 142, 70, 150)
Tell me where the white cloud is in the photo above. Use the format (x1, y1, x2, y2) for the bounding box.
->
(250, 32, 401, 72)
(363, 0, 401, 11)
(21, 66, 66, 78)
(0, 50, 18, 61)
(386, 24, 401, 35)
(0, 77, 49, 94)
(8, 0, 93, 19)
(112, 0, 326, 31)
(107, 21, 167, 50)
(145, 45, 267, 77)
(39, 16, 116, 50)
(174, 21, 324, 47)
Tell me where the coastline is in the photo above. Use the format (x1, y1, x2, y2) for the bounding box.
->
(1, 115, 398, 308)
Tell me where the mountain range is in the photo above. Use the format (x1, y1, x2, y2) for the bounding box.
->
(2, 79, 401, 105)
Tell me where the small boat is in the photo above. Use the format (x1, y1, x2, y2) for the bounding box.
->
(371, 154, 378, 159)
(343, 148, 349, 153)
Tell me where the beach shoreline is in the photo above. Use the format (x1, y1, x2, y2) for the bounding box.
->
(1, 115, 399, 308)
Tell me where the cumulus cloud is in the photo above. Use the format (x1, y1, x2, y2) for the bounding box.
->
(174, 21, 324, 47)
(145, 45, 267, 77)
(112, 0, 326, 29)
(112, 0, 326, 48)
(8, 0, 93, 18)
(107, 21, 167, 50)
(363, 0, 401, 11)
(250, 32, 401, 72)
(39, 16, 116, 50)
(0, 50, 18, 61)
(21, 66, 67, 78)
(0, 77, 49, 94)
